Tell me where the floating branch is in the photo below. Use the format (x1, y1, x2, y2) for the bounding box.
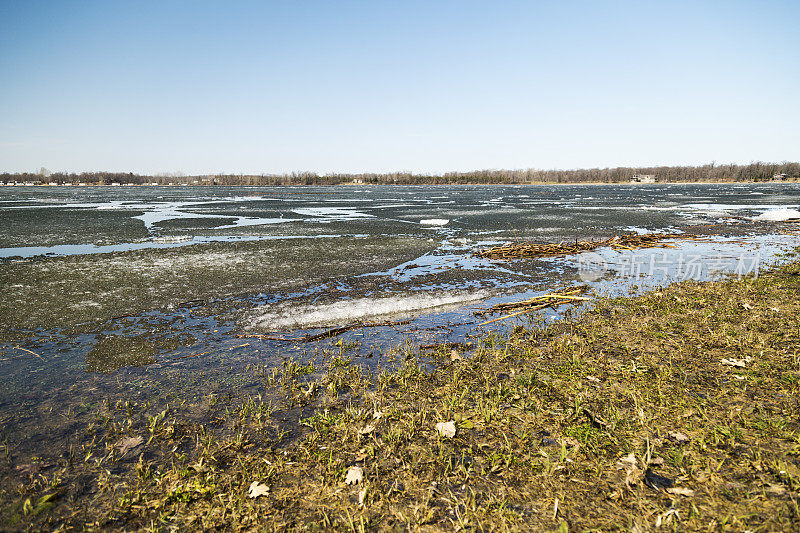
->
(14, 346, 43, 359)
(236, 319, 412, 344)
(475, 286, 592, 326)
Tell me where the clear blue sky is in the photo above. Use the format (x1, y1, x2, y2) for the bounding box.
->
(1, 0, 798, 175)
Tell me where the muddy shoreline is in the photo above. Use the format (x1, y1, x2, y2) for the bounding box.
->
(1, 233, 798, 530)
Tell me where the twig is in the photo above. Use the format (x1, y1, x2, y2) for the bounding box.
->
(14, 346, 42, 359)
(235, 319, 412, 344)
(300, 319, 411, 342)
(235, 334, 297, 342)
(477, 303, 551, 326)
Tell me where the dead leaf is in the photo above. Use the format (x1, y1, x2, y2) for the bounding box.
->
(666, 486, 694, 497)
(616, 452, 643, 486)
(345, 466, 364, 485)
(115, 435, 143, 456)
(358, 487, 367, 506)
(358, 424, 375, 436)
(655, 509, 680, 527)
(372, 411, 383, 420)
(436, 420, 456, 438)
(248, 481, 270, 498)
(721, 357, 750, 368)
(560, 436, 581, 449)
(668, 431, 690, 444)
(15, 463, 47, 476)
(741, 302, 753, 310)
(766, 484, 787, 495)
(450, 350, 462, 362)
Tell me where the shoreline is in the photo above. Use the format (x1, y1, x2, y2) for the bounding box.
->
(1, 180, 798, 187)
(2, 243, 799, 530)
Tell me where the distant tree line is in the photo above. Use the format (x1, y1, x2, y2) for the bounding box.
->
(2, 162, 798, 186)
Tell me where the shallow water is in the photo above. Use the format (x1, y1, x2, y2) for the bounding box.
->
(1, 183, 799, 463)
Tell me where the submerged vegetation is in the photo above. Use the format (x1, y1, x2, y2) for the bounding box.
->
(2, 254, 799, 531)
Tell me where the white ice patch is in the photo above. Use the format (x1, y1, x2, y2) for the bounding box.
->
(292, 207, 374, 221)
(247, 291, 488, 330)
(134, 204, 225, 229)
(132, 202, 298, 231)
(754, 208, 800, 222)
(420, 219, 449, 226)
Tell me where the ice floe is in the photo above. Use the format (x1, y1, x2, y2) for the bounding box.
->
(754, 208, 800, 222)
(247, 291, 488, 330)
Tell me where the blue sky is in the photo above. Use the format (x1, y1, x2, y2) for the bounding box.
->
(1, 0, 798, 174)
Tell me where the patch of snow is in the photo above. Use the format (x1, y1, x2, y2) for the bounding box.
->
(754, 208, 800, 222)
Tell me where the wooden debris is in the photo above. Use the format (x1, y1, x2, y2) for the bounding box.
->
(473, 232, 687, 260)
(299, 319, 410, 343)
(475, 286, 591, 326)
(236, 319, 411, 344)
(14, 346, 43, 359)
(419, 342, 474, 352)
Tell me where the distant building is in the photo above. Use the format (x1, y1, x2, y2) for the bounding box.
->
(630, 174, 656, 183)
(772, 173, 787, 181)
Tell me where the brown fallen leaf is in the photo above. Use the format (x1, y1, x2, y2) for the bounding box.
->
(616, 452, 643, 486)
(248, 481, 270, 498)
(666, 486, 695, 497)
(345, 466, 364, 485)
(15, 463, 50, 476)
(668, 431, 690, 444)
(115, 435, 143, 456)
(358, 424, 375, 436)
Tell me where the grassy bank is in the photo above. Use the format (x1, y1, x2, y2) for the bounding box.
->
(3, 258, 800, 531)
